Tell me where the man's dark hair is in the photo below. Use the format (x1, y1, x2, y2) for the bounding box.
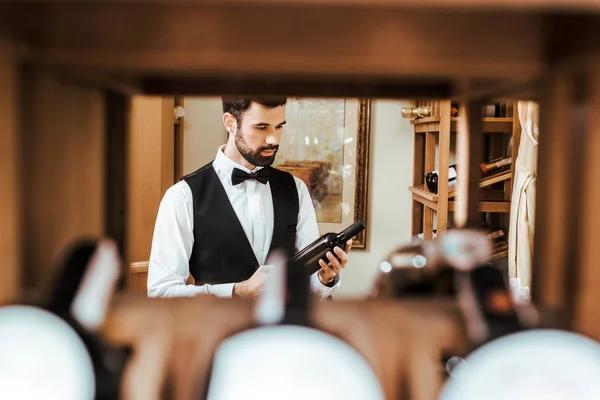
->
(222, 96, 287, 125)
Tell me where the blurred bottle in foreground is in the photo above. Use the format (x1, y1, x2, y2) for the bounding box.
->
(0, 239, 131, 400)
(206, 250, 384, 400)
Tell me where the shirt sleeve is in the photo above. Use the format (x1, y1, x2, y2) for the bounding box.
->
(293, 177, 342, 299)
(147, 181, 235, 298)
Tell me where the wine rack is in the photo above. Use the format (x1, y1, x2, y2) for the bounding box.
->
(408, 100, 521, 263)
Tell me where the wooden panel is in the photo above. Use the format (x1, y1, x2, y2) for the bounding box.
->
(574, 69, 600, 341)
(20, 68, 105, 291)
(8, 4, 542, 81)
(0, 41, 20, 303)
(126, 96, 175, 264)
(532, 71, 574, 321)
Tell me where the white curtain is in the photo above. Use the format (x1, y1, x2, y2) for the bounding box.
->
(508, 101, 539, 302)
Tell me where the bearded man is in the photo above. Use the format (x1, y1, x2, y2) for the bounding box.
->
(147, 97, 351, 299)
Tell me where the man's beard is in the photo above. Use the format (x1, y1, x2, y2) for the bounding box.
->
(235, 131, 279, 167)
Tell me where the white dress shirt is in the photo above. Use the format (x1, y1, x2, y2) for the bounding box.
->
(147, 146, 341, 299)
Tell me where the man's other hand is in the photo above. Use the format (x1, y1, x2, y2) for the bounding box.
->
(318, 239, 352, 285)
(232, 264, 270, 298)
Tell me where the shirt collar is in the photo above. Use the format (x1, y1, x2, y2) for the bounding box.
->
(213, 145, 264, 180)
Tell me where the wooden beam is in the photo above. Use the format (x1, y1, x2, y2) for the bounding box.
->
(8, 4, 542, 82)
(142, 76, 452, 98)
(7, 0, 600, 13)
(412, 133, 425, 236)
(197, 0, 600, 12)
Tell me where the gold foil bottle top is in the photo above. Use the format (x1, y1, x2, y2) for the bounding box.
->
(401, 105, 432, 119)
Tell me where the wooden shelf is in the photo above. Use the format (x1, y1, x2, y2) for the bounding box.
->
(409, 100, 520, 239)
(448, 200, 511, 213)
(130, 261, 149, 274)
(411, 117, 513, 134)
(490, 241, 509, 260)
(409, 184, 439, 202)
(408, 169, 512, 201)
(412, 192, 511, 213)
(449, 170, 511, 198)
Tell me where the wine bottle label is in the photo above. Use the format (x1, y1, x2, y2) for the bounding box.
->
(430, 166, 457, 178)
(495, 157, 511, 168)
(449, 167, 458, 180)
(481, 157, 511, 174)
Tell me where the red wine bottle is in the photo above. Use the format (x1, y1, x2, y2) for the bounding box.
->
(480, 156, 512, 176)
(425, 165, 458, 194)
(289, 220, 366, 275)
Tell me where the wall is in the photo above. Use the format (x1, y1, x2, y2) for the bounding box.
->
(182, 98, 228, 174)
(336, 100, 414, 298)
(183, 97, 415, 299)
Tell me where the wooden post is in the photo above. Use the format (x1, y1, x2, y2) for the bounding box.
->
(126, 96, 175, 266)
(412, 132, 425, 236)
(454, 99, 484, 228)
(531, 70, 575, 323)
(424, 132, 437, 239)
(437, 100, 452, 234)
(573, 67, 600, 341)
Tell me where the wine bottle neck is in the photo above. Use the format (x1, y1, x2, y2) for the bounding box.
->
(337, 221, 366, 243)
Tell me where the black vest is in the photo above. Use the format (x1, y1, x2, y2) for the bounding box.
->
(182, 162, 299, 285)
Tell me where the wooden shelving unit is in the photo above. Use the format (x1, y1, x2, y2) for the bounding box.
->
(410, 100, 521, 245)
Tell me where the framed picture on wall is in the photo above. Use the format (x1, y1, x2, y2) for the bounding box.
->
(274, 98, 371, 249)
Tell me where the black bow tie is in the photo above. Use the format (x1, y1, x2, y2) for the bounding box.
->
(231, 167, 270, 186)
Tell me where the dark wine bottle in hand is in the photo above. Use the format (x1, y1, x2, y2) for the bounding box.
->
(289, 220, 366, 275)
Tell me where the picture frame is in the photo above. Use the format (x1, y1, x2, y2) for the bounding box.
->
(274, 98, 371, 249)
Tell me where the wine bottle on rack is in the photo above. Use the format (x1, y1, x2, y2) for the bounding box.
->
(480, 156, 511, 176)
(425, 165, 458, 194)
(401, 106, 432, 119)
(451, 102, 459, 116)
